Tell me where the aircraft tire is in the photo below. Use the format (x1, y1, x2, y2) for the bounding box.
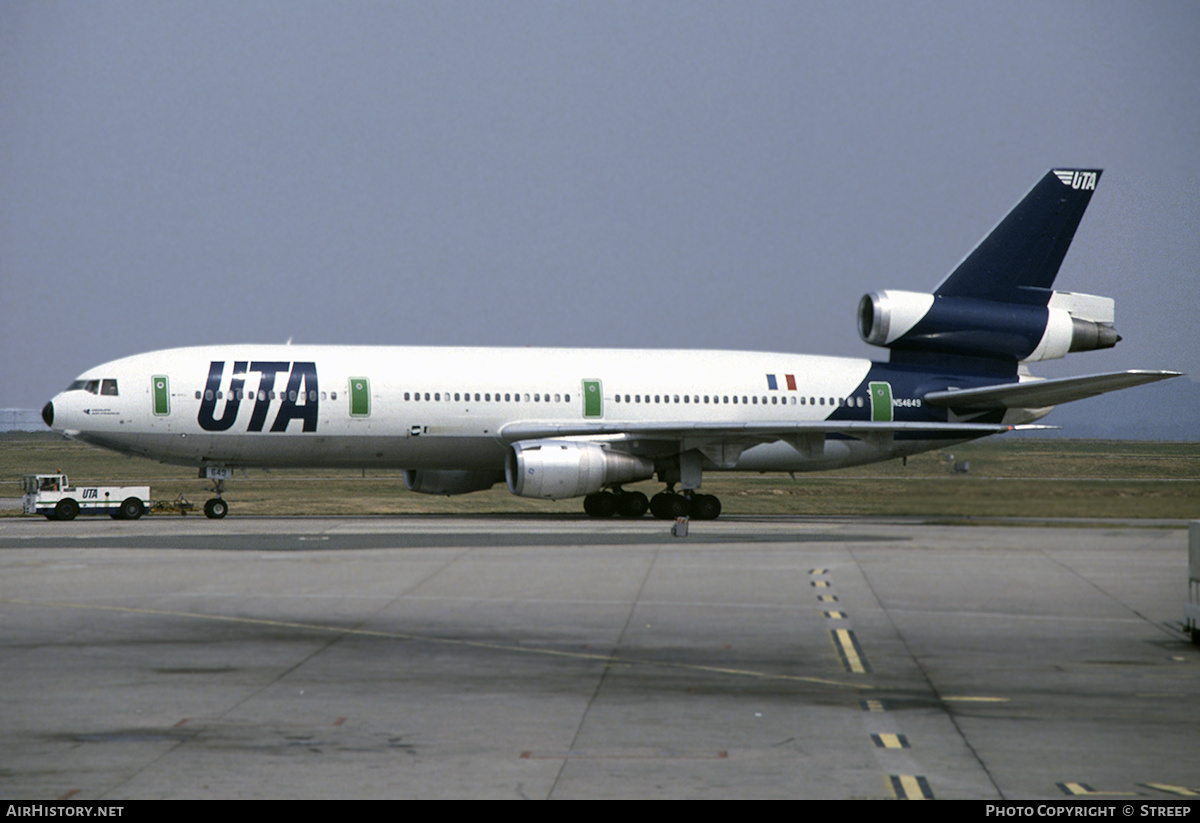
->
(690, 494, 721, 520)
(650, 492, 688, 520)
(204, 498, 229, 519)
(54, 499, 79, 521)
(615, 491, 649, 518)
(583, 492, 617, 518)
(118, 497, 145, 520)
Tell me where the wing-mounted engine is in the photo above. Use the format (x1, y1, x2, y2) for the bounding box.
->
(403, 469, 504, 496)
(506, 440, 654, 500)
(857, 288, 1119, 364)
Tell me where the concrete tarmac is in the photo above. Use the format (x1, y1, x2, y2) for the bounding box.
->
(0, 515, 1197, 800)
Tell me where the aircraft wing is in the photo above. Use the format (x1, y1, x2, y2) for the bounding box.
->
(922, 370, 1182, 411)
(499, 420, 1025, 440)
(499, 420, 1034, 467)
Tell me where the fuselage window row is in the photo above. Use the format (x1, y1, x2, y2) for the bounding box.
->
(608, 393, 866, 409)
(401, 392, 571, 404)
(196, 389, 324, 402)
(184, 384, 863, 410)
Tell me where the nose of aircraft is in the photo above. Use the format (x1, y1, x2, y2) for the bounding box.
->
(42, 401, 54, 428)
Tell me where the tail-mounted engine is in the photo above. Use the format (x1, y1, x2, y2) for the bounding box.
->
(857, 289, 1119, 364)
(506, 440, 654, 500)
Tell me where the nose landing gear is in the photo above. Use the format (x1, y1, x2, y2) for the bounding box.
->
(201, 467, 231, 519)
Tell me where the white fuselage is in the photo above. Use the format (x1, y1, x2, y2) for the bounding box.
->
(47, 344, 940, 474)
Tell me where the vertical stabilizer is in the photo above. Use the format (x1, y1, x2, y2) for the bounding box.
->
(934, 169, 1101, 304)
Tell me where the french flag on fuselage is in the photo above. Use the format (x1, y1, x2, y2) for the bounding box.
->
(766, 374, 797, 390)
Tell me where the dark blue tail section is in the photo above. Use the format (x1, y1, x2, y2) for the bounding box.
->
(858, 169, 1117, 376)
(934, 169, 1101, 305)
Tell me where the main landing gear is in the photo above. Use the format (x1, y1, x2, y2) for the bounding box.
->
(583, 487, 721, 520)
(582, 487, 649, 518)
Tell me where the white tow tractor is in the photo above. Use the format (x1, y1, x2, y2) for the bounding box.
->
(22, 474, 151, 521)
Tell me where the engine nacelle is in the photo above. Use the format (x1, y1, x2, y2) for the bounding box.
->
(403, 469, 503, 496)
(857, 289, 1118, 363)
(506, 440, 654, 500)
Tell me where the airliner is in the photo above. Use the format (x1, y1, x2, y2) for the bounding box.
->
(41, 169, 1180, 520)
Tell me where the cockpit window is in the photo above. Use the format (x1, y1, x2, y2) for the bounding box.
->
(66, 378, 117, 395)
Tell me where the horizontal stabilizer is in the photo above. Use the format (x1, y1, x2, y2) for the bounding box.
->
(923, 370, 1182, 411)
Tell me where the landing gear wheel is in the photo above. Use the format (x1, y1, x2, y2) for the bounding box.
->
(615, 491, 649, 518)
(54, 499, 79, 521)
(650, 492, 688, 520)
(204, 498, 229, 519)
(583, 492, 617, 518)
(117, 497, 145, 520)
(690, 494, 722, 521)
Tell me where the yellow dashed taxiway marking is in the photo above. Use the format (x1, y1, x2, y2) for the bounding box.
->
(1145, 783, 1200, 797)
(831, 628, 870, 673)
(1057, 782, 1138, 796)
(889, 774, 932, 800)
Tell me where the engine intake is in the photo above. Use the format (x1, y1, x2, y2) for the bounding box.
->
(506, 440, 654, 500)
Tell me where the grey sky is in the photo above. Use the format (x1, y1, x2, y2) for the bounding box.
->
(3, 2, 1197, 437)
